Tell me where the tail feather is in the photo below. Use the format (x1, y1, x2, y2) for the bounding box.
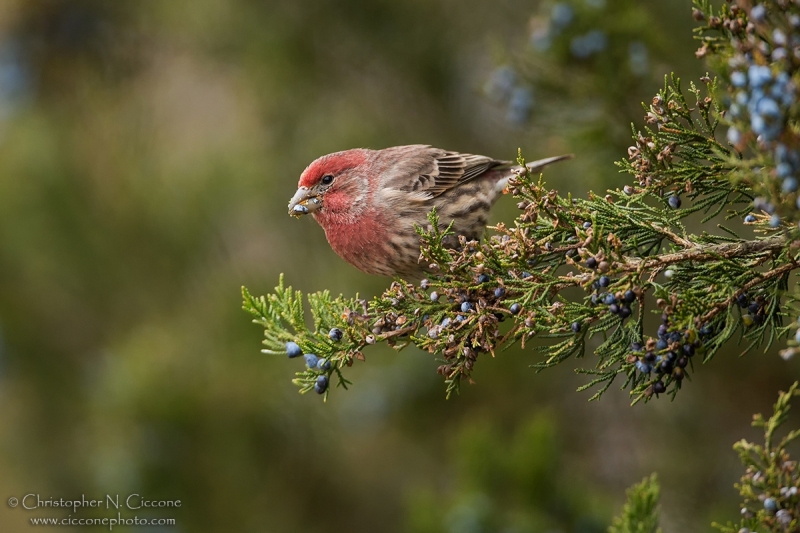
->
(494, 153, 573, 192)
(525, 153, 573, 173)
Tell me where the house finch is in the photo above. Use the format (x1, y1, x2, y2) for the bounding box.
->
(288, 145, 571, 277)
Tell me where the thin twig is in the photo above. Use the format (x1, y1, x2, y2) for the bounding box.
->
(648, 222, 694, 248)
(698, 259, 798, 325)
(377, 325, 416, 340)
(620, 235, 786, 273)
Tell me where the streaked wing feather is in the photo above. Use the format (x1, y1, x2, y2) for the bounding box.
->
(380, 145, 571, 201)
(398, 150, 507, 199)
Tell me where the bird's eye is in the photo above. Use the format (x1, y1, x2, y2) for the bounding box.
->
(321, 174, 334, 185)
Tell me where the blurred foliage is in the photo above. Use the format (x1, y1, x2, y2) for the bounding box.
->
(608, 475, 661, 533)
(0, 1, 797, 532)
(405, 412, 609, 533)
(488, 0, 666, 140)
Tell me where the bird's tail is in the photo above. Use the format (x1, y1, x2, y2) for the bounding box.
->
(495, 153, 573, 192)
(524, 153, 573, 173)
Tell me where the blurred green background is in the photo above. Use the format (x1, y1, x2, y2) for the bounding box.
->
(0, 1, 798, 531)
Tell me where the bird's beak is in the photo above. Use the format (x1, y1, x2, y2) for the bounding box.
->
(288, 186, 322, 217)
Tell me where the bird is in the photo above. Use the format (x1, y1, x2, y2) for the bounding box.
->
(287, 145, 571, 277)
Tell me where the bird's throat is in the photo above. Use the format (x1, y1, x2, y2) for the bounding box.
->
(316, 211, 394, 276)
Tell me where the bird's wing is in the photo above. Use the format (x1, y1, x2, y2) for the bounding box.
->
(380, 145, 508, 200)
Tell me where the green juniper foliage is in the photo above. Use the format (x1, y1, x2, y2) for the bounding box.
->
(608, 475, 661, 533)
(244, 0, 800, 403)
(714, 382, 800, 533)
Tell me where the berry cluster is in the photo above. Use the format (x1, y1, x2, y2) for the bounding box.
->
(423, 278, 502, 337)
(728, 66, 794, 146)
(630, 313, 713, 398)
(736, 292, 770, 327)
(570, 29, 607, 59)
(488, 0, 654, 125)
(583, 252, 637, 321)
(484, 65, 534, 125)
(739, 467, 798, 529)
(776, 144, 800, 199)
(708, 2, 800, 224)
(626, 287, 774, 398)
(753, 196, 783, 228)
(282, 329, 344, 394)
(415, 274, 529, 379)
(527, 0, 651, 74)
(530, 3, 575, 52)
(588, 274, 636, 320)
(531, 3, 609, 60)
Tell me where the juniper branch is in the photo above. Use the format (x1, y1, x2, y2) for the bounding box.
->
(244, 3, 800, 403)
(623, 235, 786, 272)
